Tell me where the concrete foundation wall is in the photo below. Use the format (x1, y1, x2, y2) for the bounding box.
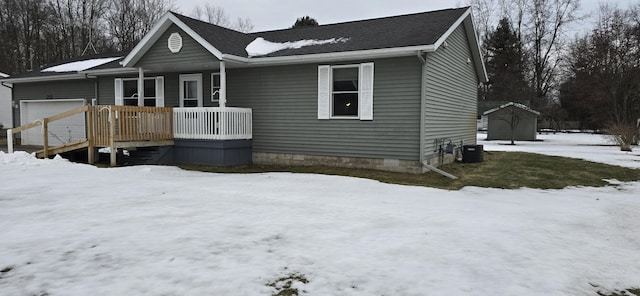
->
(253, 151, 458, 174)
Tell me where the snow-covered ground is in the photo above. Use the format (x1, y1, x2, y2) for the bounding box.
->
(479, 132, 640, 169)
(1, 133, 639, 295)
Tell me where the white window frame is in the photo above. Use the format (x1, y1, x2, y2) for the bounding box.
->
(115, 77, 164, 107)
(330, 64, 360, 119)
(318, 62, 374, 121)
(211, 72, 221, 103)
(179, 73, 203, 107)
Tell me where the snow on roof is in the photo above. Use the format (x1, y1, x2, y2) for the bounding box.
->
(245, 37, 350, 57)
(42, 57, 122, 73)
(0, 72, 8, 78)
(483, 102, 540, 116)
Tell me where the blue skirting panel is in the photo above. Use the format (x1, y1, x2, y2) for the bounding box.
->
(171, 139, 252, 166)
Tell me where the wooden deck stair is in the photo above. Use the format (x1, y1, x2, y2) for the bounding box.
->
(34, 140, 89, 158)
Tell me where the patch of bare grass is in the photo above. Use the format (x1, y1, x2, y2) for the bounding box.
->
(179, 151, 640, 190)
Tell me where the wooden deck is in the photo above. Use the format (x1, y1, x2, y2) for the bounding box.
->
(7, 105, 175, 166)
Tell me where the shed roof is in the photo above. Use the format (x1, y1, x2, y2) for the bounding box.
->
(483, 102, 541, 116)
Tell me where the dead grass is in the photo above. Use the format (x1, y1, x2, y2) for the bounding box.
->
(598, 288, 640, 296)
(266, 273, 309, 296)
(179, 151, 640, 190)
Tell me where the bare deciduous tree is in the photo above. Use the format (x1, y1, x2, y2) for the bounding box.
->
(190, 3, 254, 33)
(106, 0, 175, 51)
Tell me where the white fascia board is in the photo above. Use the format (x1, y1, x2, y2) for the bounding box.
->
(167, 14, 223, 60)
(121, 12, 223, 67)
(224, 45, 436, 66)
(465, 14, 489, 82)
(2, 74, 87, 83)
(433, 9, 471, 50)
(121, 12, 174, 67)
(432, 8, 488, 83)
(81, 67, 140, 76)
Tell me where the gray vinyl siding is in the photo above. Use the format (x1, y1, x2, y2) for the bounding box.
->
(12, 79, 95, 128)
(423, 24, 479, 158)
(228, 57, 422, 160)
(135, 24, 219, 69)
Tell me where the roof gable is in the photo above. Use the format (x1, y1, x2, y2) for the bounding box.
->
(483, 102, 541, 116)
(122, 12, 251, 67)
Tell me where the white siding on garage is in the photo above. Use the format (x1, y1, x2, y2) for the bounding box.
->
(20, 99, 86, 146)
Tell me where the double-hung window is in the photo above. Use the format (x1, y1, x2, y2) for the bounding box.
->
(332, 66, 359, 117)
(114, 77, 165, 107)
(317, 62, 374, 120)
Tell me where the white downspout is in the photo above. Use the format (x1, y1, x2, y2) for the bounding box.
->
(219, 61, 226, 108)
(418, 52, 427, 164)
(138, 67, 144, 106)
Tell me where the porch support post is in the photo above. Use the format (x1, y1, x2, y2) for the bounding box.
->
(138, 67, 144, 106)
(219, 61, 226, 108)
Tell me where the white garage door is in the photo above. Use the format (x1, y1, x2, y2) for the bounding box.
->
(20, 99, 86, 146)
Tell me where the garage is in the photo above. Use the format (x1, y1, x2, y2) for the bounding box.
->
(20, 99, 86, 146)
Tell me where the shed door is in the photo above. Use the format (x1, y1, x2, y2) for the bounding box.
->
(20, 99, 86, 146)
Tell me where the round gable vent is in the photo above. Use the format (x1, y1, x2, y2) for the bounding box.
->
(168, 32, 183, 53)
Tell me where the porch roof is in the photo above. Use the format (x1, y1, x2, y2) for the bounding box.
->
(2, 51, 131, 82)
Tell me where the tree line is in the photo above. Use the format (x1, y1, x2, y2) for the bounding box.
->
(0, 0, 253, 75)
(472, 0, 640, 150)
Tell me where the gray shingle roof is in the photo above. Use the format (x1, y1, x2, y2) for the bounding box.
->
(174, 7, 468, 58)
(172, 14, 255, 57)
(5, 7, 471, 80)
(248, 7, 468, 57)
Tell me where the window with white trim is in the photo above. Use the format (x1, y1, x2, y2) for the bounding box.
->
(114, 77, 165, 107)
(317, 62, 374, 120)
(211, 73, 221, 102)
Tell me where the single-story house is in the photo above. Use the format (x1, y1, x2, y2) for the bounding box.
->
(0, 72, 10, 128)
(483, 102, 540, 141)
(1, 7, 487, 173)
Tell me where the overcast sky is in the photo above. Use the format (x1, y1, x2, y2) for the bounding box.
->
(174, 0, 637, 33)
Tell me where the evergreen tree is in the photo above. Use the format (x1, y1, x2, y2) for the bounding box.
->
(291, 16, 319, 28)
(481, 18, 532, 105)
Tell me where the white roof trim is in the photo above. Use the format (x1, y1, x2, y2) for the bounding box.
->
(222, 45, 436, 66)
(483, 102, 540, 116)
(1, 74, 87, 83)
(432, 8, 488, 83)
(81, 67, 141, 75)
(433, 8, 470, 50)
(121, 12, 222, 67)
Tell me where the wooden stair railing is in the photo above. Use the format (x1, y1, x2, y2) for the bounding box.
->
(7, 105, 174, 166)
(7, 105, 89, 157)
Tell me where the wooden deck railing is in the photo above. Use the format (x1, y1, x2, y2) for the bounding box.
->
(174, 107, 252, 140)
(88, 106, 174, 147)
(7, 105, 251, 166)
(6, 105, 90, 157)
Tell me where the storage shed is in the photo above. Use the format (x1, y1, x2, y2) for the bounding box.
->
(483, 102, 540, 141)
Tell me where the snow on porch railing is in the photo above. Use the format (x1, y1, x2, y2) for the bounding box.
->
(173, 107, 252, 140)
